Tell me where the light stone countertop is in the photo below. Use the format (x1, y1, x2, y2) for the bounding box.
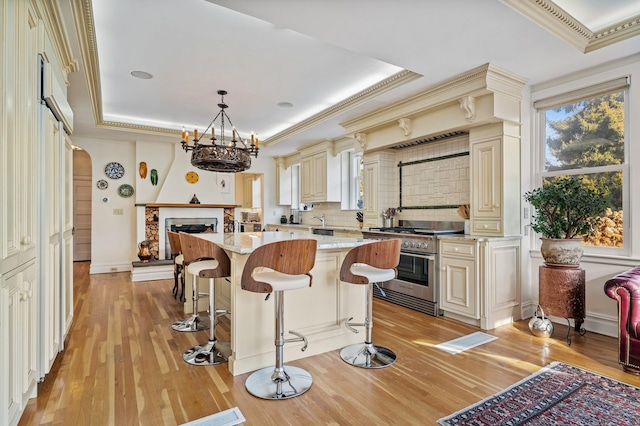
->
(194, 231, 369, 255)
(437, 234, 523, 242)
(266, 223, 363, 232)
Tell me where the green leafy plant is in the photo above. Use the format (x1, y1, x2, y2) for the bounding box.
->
(523, 176, 609, 239)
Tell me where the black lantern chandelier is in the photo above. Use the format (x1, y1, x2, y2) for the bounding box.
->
(180, 90, 259, 173)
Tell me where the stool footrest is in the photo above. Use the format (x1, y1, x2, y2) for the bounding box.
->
(285, 330, 308, 351)
(345, 317, 364, 334)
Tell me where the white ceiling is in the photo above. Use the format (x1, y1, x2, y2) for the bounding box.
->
(61, 0, 640, 158)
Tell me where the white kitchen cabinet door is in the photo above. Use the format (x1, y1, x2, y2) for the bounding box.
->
(440, 254, 478, 319)
(469, 123, 521, 237)
(362, 162, 379, 228)
(1, 261, 37, 426)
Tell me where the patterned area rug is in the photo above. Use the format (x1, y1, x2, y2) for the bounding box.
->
(438, 362, 640, 425)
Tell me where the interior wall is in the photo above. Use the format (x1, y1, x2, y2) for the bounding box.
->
(70, 135, 282, 273)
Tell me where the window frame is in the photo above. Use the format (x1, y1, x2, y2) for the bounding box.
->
(532, 77, 630, 257)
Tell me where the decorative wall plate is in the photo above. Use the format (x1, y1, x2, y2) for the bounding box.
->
(150, 169, 158, 186)
(139, 161, 148, 179)
(185, 171, 199, 183)
(105, 162, 125, 179)
(117, 184, 134, 198)
(96, 179, 108, 190)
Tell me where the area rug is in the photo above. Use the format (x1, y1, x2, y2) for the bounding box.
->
(438, 362, 640, 425)
(435, 331, 498, 354)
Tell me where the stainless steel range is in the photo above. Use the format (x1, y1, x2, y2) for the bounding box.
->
(361, 220, 464, 316)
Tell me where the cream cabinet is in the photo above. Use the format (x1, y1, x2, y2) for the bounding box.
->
(440, 240, 478, 318)
(361, 151, 395, 230)
(362, 161, 379, 229)
(1, 261, 37, 426)
(439, 236, 521, 330)
(469, 123, 521, 237)
(300, 142, 341, 203)
(275, 158, 292, 206)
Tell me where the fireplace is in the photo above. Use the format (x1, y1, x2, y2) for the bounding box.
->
(164, 218, 218, 260)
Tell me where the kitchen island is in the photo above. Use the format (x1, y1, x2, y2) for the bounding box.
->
(191, 231, 370, 375)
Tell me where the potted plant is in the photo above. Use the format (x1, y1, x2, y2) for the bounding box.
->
(523, 176, 609, 267)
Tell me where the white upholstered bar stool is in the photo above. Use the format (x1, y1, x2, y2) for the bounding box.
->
(173, 232, 231, 365)
(242, 239, 317, 400)
(340, 238, 401, 368)
(167, 231, 185, 301)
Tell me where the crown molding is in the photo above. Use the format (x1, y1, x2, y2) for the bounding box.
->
(72, 0, 103, 129)
(340, 63, 527, 136)
(501, 0, 640, 53)
(261, 70, 421, 148)
(34, 0, 78, 81)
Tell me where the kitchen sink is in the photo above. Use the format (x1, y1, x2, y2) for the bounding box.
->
(312, 228, 333, 236)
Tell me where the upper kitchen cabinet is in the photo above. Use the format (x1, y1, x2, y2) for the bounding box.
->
(362, 151, 395, 229)
(275, 156, 300, 207)
(299, 141, 341, 203)
(470, 122, 521, 237)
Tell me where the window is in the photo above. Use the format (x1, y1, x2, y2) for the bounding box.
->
(341, 150, 364, 210)
(534, 77, 629, 253)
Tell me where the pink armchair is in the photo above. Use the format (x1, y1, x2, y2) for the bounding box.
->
(604, 266, 640, 374)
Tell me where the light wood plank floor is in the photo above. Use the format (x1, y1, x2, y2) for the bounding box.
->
(20, 261, 640, 425)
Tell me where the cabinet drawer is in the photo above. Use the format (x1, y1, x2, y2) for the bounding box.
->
(472, 220, 501, 234)
(441, 242, 475, 258)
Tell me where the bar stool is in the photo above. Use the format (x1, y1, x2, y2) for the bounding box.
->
(173, 232, 232, 365)
(339, 238, 401, 368)
(242, 239, 317, 400)
(167, 231, 185, 301)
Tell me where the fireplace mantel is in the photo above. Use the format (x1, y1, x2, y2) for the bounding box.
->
(136, 203, 240, 208)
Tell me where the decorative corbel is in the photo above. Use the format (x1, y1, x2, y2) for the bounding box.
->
(398, 118, 412, 138)
(354, 133, 367, 150)
(459, 96, 476, 122)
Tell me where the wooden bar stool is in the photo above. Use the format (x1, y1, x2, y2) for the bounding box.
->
(340, 239, 401, 368)
(167, 231, 185, 301)
(172, 233, 231, 365)
(242, 239, 317, 400)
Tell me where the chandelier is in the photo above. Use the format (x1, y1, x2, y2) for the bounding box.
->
(180, 90, 259, 173)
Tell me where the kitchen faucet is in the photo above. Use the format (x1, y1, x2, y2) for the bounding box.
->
(311, 214, 325, 227)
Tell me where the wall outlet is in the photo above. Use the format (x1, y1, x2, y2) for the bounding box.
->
(110, 267, 117, 272)
(523, 207, 529, 219)
(113, 208, 123, 215)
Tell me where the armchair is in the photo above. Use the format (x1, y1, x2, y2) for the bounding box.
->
(604, 266, 640, 374)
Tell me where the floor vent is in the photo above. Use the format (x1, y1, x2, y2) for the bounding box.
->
(373, 286, 442, 317)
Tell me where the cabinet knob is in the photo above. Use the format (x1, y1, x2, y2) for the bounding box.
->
(483, 224, 488, 229)
(20, 292, 27, 301)
(454, 247, 459, 252)
(21, 236, 31, 245)
(441, 266, 446, 271)
(493, 203, 500, 208)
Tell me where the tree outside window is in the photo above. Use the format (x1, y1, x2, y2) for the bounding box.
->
(541, 90, 625, 249)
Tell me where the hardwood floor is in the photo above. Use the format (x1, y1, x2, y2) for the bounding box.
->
(20, 261, 640, 425)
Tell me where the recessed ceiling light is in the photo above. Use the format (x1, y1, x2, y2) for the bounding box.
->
(277, 101, 294, 108)
(131, 70, 153, 79)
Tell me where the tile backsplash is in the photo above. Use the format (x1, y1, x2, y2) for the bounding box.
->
(296, 135, 470, 228)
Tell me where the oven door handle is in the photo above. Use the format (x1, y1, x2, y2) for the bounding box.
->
(402, 252, 436, 261)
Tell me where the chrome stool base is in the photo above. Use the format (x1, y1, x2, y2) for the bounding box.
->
(183, 341, 230, 366)
(340, 343, 396, 368)
(171, 315, 209, 332)
(245, 365, 312, 400)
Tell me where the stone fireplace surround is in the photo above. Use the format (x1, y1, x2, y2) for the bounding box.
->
(136, 203, 237, 261)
